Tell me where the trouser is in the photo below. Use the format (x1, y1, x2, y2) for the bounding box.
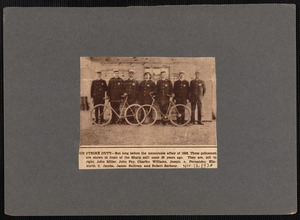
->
(175, 100, 186, 124)
(158, 100, 169, 124)
(191, 102, 202, 123)
(139, 103, 153, 123)
(94, 100, 104, 124)
(127, 95, 136, 106)
(127, 99, 136, 106)
(126, 99, 137, 123)
(110, 101, 121, 124)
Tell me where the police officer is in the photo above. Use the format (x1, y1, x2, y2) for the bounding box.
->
(174, 71, 189, 124)
(139, 72, 156, 122)
(124, 70, 139, 105)
(190, 71, 206, 125)
(90, 71, 107, 124)
(139, 71, 156, 105)
(156, 70, 173, 125)
(107, 69, 124, 124)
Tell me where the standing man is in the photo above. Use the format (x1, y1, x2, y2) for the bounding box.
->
(124, 70, 139, 105)
(190, 71, 206, 125)
(156, 70, 173, 125)
(90, 71, 107, 124)
(139, 72, 156, 122)
(139, 71, 156, 105)
(174, 71, 190, 124)
(107, 69, 124, 124)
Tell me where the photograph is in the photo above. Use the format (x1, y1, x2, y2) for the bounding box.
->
(80, 56, 217, 147)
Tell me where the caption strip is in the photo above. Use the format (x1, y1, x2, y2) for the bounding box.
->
(79, 147, 217, 169)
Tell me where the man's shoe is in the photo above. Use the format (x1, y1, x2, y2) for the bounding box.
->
(199, 121, 204, 125)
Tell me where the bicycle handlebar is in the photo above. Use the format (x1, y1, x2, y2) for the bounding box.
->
(149, 92, 173, 99)
(104, 93, 128, 100)
(149, 92, 156, 99)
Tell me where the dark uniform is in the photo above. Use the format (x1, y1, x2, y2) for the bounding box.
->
(139, 80, 156, 105)
(174, 79, 189, 124)
(90, 79, 107, 123)
(107, 77, 124, 123)
(139, 79, 156, 121)
(124, 78, 139, 105)
(156, 79, 173, 123)
(190, 79, 206, 124)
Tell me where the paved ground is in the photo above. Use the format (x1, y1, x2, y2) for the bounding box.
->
(80, 120, 217, 146)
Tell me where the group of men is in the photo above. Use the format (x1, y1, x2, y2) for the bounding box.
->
(90, 68, 206, 125)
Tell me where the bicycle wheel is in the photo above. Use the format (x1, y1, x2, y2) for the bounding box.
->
(124, 104, 144, 126)
(91, 104, 112, 126)
(169, 104, 191, 126)
(136, 104, 158, 126)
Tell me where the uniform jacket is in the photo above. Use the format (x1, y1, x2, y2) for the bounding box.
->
(156, 79, 173, 103)
(174, 79, 189, 104)
(189, 79, 206, 103)
(124, 78, 139, 104)
(90, 79, 107, 103)
(107, 77, 124, 102)
(139, 80, 156, 104)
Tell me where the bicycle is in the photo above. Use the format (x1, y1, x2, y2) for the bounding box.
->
(91, 94, 145, 126)
(136, 92, 191, 126)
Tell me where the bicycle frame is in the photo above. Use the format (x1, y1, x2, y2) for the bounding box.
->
(148, 93, 176, 119)
(104, 96, 130, 120)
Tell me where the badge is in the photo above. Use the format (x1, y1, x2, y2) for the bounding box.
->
(132, 83, 135, 86)
(165, 84, 168, 87)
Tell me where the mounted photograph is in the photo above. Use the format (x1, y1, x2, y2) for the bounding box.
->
(79, 56, 217, 169)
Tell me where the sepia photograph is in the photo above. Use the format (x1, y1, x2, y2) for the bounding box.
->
(4, 3, 296, 214)
(80, 56, 217, 147)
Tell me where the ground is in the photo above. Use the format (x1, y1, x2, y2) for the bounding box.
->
(80, 120, 217, 146)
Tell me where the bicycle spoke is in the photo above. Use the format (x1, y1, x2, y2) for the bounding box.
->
(138, 105, 157, 126)
(127, 107, 137, 123)
(124, 104, 142, 125)
(91, 104, 112, 126)
(169, 104, 191, 126)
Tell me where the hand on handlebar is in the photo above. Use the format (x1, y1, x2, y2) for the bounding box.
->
(149, 92, 156, 98)
(167, 93, 175, 97)
(121, 93, 128, 98)
(167, 94, 175, 101)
